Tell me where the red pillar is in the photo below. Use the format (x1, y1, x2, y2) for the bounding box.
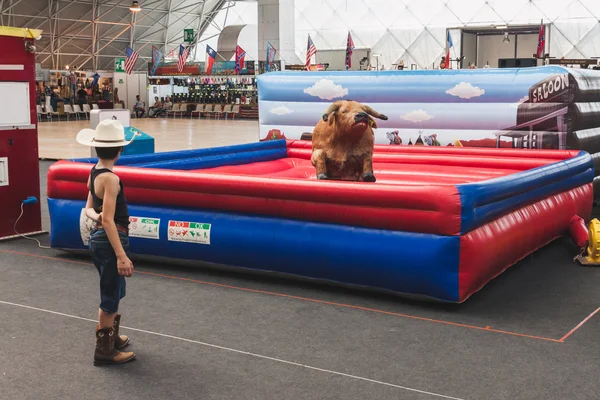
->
(0, 28, 43, 239)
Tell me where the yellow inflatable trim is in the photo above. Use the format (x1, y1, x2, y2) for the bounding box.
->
(0, 26, 42, 39)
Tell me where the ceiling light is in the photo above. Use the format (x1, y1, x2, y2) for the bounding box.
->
(503, 32, 510, 43)
(495, 25, 508, 29)
(130, 1, 141, 12)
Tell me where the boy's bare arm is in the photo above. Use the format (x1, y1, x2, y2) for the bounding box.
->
(98, 174, 134, 277)
(84, 192, 102, 222)
(84, 176, 101, 221)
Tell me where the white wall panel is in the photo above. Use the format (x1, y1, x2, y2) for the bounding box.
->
(515, 34, 539, 59)
(478, 35, 516, 68)
(462, 32, 477, 68)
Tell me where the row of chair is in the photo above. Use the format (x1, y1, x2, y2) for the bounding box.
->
(37, 103, 99, 121)
(38, 103, 150, 121)
(165, 104, 242, 120)
(37, 102, 245, 122)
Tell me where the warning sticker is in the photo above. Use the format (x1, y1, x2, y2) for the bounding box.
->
(129, 217, 160, 239)
(167, 220, 211, 245)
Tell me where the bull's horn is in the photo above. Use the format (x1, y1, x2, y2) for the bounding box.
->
(362, 104, 388, 120)
(322, 102, 341, 122)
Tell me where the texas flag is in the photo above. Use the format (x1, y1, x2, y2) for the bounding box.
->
(206, 45, 217, 75)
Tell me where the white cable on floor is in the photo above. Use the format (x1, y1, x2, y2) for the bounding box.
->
(13, 203, 51, 249)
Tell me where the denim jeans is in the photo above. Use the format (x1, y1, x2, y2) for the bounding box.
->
(89, 228, 128, 314)
(70, 83, 77, 102)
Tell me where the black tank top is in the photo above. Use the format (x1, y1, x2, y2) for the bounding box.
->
(90, 166, 130, 228)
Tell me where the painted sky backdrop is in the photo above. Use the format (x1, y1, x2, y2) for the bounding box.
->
(260, 100, 520, 131)
(257, 66, 570, 104)
(257, 66, 579, 145)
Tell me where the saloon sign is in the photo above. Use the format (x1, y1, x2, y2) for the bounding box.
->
(530, 73, 570, 103)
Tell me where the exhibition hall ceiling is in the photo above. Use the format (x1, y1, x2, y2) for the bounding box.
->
(1, 0, 598, 70)
(0, 0, 230, 70)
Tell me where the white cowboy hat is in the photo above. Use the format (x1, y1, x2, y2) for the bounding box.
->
(76, 119, 135, 147)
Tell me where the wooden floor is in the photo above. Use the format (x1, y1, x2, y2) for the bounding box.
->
(37, 117, 260, 160)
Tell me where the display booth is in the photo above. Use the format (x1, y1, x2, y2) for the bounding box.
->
(0, 27, 43, 240)
(147, 60, 259, 119)
(38, 70, 116, 114)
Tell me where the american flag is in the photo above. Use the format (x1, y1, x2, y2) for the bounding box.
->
(306, 34, 317, 71)
(178, 44, 189, 73)
(125, 46, 139, 75)
(345, 31, 355, 70)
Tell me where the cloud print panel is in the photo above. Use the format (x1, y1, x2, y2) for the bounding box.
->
(270, 105, 294, 115)
(259, 100, 517, 130)
(401, 109, 434, 122)
(446, 82, 485, 99)
(257, 67, 570, 103)
(303, 79, 349, 100)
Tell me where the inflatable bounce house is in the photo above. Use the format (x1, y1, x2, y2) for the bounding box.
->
(47, 66, 600, 303)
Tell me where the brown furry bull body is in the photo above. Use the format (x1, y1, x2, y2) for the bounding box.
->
(311, 100, 388, 182)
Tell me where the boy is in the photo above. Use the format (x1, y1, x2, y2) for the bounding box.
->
(76, 119, 136, 366)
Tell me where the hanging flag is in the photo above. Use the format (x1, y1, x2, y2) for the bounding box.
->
(206, 45, 217, 75)
(536, 19, 545, 59)
(235, 45, 247, 75)
(306, 34, 317, 71)
(345, 31, 355, 70)
(266, 42, 277, 72)
(177, 44, 189, 73)
(445, 31, 453, 70)
(150, 46, 162, 76)
(124, 46, 139, 75)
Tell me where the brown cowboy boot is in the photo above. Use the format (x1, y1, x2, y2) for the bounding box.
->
(93, 326, 136, 366)
(113, 314, 131, 350)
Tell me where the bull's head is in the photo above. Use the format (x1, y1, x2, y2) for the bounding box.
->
(322, 101, 388, 137)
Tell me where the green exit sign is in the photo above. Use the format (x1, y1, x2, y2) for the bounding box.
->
(115, 57, 125, 72)
(184, 29, 194, 43)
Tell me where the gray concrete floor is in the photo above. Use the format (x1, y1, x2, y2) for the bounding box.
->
(0, 161, 598, 400)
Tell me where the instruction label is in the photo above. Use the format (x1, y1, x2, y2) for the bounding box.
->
(129, 217, 160, 239)
(168, 220, 211, 245)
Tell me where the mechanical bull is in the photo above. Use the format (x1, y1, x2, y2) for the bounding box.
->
(311, 100, 388, 182)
